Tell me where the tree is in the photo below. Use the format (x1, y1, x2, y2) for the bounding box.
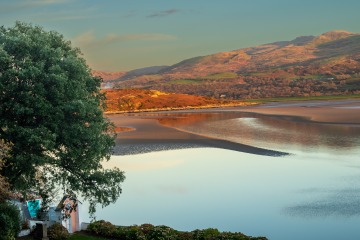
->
(0, 140, 12, 202)
(0, 167, 11, 203)
(0, 22, 125, 216)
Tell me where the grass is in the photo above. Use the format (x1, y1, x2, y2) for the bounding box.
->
(205, 72, 238, 79)
(344, 77, 360, 83)
(244, 94, 360, 103)
(168, 79, 203, 84)
(69, 231, 108, 240)
(339, 78, 360, 90)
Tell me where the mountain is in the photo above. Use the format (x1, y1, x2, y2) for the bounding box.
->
(92, 70, 127, 89)
(118, 66, 169, 80)
(92, 70, 126, 81)
(111, 30, 360, 99)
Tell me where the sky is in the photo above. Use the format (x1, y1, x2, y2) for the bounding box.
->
(1, 0, 360, 72)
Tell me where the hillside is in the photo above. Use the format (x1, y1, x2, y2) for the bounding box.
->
(103, 89, 247, 112)
(108, 30, 360, 99)
(92, 70, 126, 89)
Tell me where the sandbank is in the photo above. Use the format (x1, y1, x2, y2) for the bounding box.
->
(108, 114, 287, 156)
(235, 99, 360, 125)
(107, 99, 360, 156)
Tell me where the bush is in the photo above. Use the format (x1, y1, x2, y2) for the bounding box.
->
(139, 223, 154, 235)
(47, 223, 70, 240)
(116, 225, 146, 240)
(192, 228, 220, 240)
(86, 220, 268, 240)
(218, 232, 248, 240)
(0, 202, 21, 240)
(176, 231, 193, 240)
(87, 220, 117, 237)
(146, 225, 177, 240)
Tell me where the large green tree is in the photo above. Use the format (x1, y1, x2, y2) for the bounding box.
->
(0, 22, 125, 215)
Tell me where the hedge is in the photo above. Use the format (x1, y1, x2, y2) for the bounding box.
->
(87, 220, 268, 240)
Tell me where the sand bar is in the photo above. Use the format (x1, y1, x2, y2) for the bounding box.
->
(108, 114, 287, 156)
(234, 99, 360, 125)
(107, 99, 360, 156)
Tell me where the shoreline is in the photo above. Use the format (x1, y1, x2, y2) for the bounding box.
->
(106, 98, 360, 126)
(104, 102, 256, 114)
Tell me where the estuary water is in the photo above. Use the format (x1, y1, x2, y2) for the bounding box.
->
(82, 104, 360, 240)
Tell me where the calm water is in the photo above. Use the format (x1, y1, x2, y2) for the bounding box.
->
(82, 111, 360, 240)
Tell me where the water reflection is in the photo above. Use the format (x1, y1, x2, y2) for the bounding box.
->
(158, 112, 360, 153)
(285, 187, 360, 217)
(102, 109, 360, 240)
(91, 148, 360, 240)
(109, 113, 289, 157)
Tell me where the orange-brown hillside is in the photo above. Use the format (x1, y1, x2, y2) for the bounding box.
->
(110, 30, 360, 99)
(92, 70, 126, 89)
(103, 89, 245, 112)
(92, 70, 126, 81)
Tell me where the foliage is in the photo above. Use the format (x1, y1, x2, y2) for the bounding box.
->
(167, 79, 203, 85)
(0, 22, 125, 216)
(86, 220, 268, 240)
(47, 223, 70, 240)
(0, 202, 21, 240)
(87, 220, 117, 237)
(0, 141, 12, 202)
(115, 225, 146, 240)
(145, 225, 177, 240)
(0, 163, 11, 202)
(104, 89, 240, 113)
(192, 228, 220, 240)
(205, 72, 238, 79)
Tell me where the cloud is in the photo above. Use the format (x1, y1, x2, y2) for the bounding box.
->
(73, 31, 177, 47)
(28, 0, 69, 5)
(147, 9, 179, 18)
(31, 7, 97, 22)
(0, 0, 70, 14)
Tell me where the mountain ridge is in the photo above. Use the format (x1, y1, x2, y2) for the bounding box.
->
(96, 30, 360, 99)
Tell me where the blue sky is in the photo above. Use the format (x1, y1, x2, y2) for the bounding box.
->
(1, 0, 360, 71)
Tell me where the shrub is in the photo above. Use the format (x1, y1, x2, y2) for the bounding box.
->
(47, 223, 70, 240)
(139, 223, 154, 235)
(192, 228, 220, 240)
(115, 225, 146, 240)
(176, 231, 194, 240)
(218, 232, 248, 240)
(0, 202, 21, 240)
(146, 225, 177, 240)
(86, 221, 268, 240)
(87, 220, 117, 237)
